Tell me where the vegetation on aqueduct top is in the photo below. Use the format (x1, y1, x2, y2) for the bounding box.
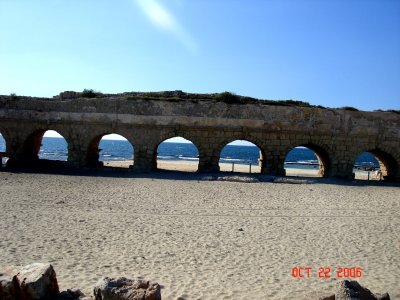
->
(78, 89, 336, 110)
(4, 90, 400, 113)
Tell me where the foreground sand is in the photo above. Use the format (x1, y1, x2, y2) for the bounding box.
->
(0, 167, 399, 299)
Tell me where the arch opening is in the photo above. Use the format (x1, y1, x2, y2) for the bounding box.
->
(21, 130, 69, 167)
(284, 145, 330, 178)
(218, 140, 263, 173)
(155, 137, 199, 172)
(87, 134, 134, 168)
(0, 132, 8, 167)
(38, 130, 68, 161)
(353, 150, 397, 181)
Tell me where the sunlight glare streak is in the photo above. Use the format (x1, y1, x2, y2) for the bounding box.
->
(134, 0, 197, 54)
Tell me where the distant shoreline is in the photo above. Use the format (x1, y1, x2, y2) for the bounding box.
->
(101, 160, 382, 180)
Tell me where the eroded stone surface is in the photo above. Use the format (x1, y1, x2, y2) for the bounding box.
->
(0, 263, 59, 300)
(320, 280, 391, 300)
(93, 277, 161, 300)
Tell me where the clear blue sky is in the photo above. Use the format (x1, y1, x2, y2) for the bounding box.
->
(1, 0, 399, 111)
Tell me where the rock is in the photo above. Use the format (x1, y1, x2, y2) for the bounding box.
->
(0, 273, 21, 300)
(216, 175, 259, 183)
(18, 263, 59, 300)
(0, 263, 59, 300)
(58, 288, 87, 299)
(319, 295, 335, 300)
(273, 177, 315, 184)
(93, 277, 161, 300)
(68, 288, 86, 298)
(320, 280, 391, 300)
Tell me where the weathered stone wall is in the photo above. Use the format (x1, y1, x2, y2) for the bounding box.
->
(0, 93, 399, 180)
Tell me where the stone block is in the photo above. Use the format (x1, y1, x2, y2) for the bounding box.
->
(280, 140, 290, 146)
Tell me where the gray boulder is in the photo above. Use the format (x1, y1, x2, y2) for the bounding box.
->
(93, 277, 161, 300)
(0, 263, 59, 300)
(18, 263, 59, 300)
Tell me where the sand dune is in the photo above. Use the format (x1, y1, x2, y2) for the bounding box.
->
(0, 166, 398, 299)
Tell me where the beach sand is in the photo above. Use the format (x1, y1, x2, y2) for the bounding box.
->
(104, 160, 378, 180)
(0, 162, 399, 299)
(103, 160, 262, 173)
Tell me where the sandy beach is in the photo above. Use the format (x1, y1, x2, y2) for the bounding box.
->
(105, 160, 381, 180)
(0, 164, 399, 299)
(103, 160, 263, 174)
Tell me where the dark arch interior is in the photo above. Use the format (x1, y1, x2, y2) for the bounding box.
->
(87, 134, 134, 168)
(284, 144, 330, 178)
(354, 150, 397, 180)
(155, 137, 199, 172)
(23, 130, 68, 163)
(218, 140, 262, 173)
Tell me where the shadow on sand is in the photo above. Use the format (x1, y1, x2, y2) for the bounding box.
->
(1, 162, 399, 188)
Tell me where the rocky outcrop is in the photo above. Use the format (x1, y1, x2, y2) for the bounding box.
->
(0, 263, 161, 300)
(321, 280, 390, 300)
(93, 277, 161, 300)
(0, 263, 90, 300)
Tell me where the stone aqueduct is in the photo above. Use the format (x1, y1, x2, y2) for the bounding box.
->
(0, 91, 399, 181)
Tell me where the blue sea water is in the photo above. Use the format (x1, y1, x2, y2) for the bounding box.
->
(98, 139, 134, 161)
(0, 135, 4, 153)
(0, 135, 379, 169)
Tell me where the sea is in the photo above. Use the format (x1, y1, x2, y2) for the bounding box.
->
(0, 136, 379, 170)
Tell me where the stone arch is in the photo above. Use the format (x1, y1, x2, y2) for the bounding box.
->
(218, 139, 265, 173)
(353, 148, 398, 180)
(86, 133, 134, 168)
(284, 143, 331, 177)
(154, 136, 200, 172)
(22, 129, 70, 163)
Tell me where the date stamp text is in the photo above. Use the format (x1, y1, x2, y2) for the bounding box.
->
(291, 267, 363, 279)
